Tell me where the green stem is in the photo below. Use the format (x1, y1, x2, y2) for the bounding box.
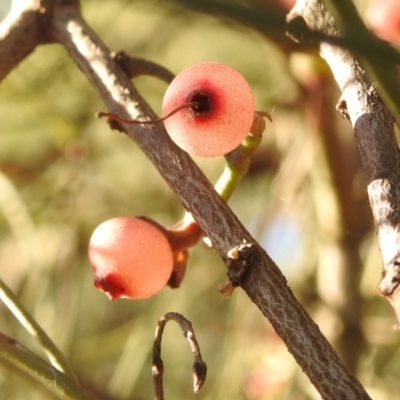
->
(214, 112, 266, 201)
(0, 277, 78, 381)
(323, 0, 400, 123)
(0, 331, 94, 400)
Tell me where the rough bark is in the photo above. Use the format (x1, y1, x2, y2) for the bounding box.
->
(287, 0, 400, 324)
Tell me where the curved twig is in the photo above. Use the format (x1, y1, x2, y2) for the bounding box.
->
(152, 312, 207, 400)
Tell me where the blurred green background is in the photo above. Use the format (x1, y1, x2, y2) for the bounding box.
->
(0, 0, 400, 399)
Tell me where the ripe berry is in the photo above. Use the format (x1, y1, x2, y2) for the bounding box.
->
(367, 0, 400, 43)
(162, 62, 255, 157)
(88, 217, 173, 300)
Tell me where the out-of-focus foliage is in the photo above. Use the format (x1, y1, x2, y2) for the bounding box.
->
(0, 0, 399, 399)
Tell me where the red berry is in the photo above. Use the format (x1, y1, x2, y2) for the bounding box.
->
(367, 0, 400, 43)
(162, 62, 255, 157)
(88, 217, 173, 300)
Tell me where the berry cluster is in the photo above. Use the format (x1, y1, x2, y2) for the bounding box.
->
(90, 62, 258, 300)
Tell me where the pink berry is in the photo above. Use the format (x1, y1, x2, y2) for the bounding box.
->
(162, 62, 255, 157)
(88, 217, 173, 300)
(367, 0, 400, 43)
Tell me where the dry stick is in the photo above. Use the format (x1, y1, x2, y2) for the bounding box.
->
(287, 0, 400, 324)
(152, 312, 207, 400)
(0, 0, 371, 398)
(48, 1, 371, 398)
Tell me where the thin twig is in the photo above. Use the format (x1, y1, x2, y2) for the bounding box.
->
(113, 52, 175, 84)
(152, 312, 207, 400)
(96, 102, 199, 125)
(0, 277, 78, 381)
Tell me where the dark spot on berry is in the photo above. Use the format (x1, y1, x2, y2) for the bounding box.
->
(188, 90, 212, 115)
(94, 273, 125, 299)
